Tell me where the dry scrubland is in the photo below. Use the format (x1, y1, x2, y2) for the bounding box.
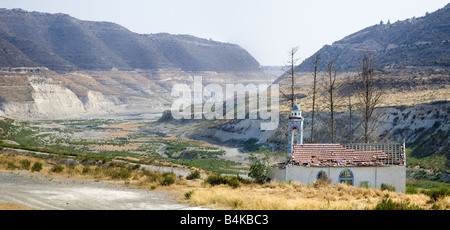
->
(276, 72, 449, 113)
(179, 181, 448, 210)
(1, 151, 448, 210)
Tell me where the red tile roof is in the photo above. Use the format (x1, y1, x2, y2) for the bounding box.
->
(291, 144, 387, 167)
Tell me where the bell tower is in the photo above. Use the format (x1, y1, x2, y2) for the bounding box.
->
(288, 103, 304, 155)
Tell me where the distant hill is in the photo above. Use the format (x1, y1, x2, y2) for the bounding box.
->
(296, 3, 450, 72)
(0, 8, 260, 72)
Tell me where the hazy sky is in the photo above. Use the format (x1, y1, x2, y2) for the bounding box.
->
(1, 0, 448, 66)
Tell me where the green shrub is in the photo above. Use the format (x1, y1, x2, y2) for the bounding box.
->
(31, 162, 42, 172)
(248, 147, 272, 184)
(184, 190, 194, 200)
(381, 183, 396, 192)
(205, 173, 226, 186)
(6, 161, 17, 170)
(51, 164, 65, 173)
(20, 159, 31, 170)
(82, 165, 91, 174)
(406, 185, 418, 194)
(422, 187, 450, 201)
(142, 169, 162, 183)
(171, 158, 241, 174)
(186, 170, 201, 180)
(108, 167, 132, 180)
(374, 195, 423, 210)
(233, 199, 243, 209)
(226, 176, 241, 188)
(160, 171, 176, 186)
(205, 173, 241, 188)
(130, 164, 141, 170)
(67, 163, 77, 170)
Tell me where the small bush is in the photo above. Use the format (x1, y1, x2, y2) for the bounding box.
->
(205, 173, 241, 188)
(205, 173, 226, 186)
(381, 183, 396, 192)
(51, 164, 64, 173)
(374, 195, 423, 210)
(82, 165, 91, 174)
(226, 176, 241, 188)
(314, 178, 331, 188)
(186, 170, 201, 180)
(142, 169, 177, 186)
(233, 199, 243, 209)
(160, 172, 176, 186)
(31, 162, 43, 172)
(184, 190, 194, 200)
(108, 167, 132, 180)
(142, 169, 162, 183)
(130, 164, 141, 170)
(422, 187, 450, 201)
(6, 161, 17, 170)
(406, 185, 418, 194)
(20, 159, 31, 170)
(67, 163, 77, 170)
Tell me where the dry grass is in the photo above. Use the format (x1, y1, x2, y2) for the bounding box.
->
(99, 122, 146, 139)
(276, 71, 450, 113)
(177, 181, 435, 210)
(378, 87, 450, 108)
(0, 150, 196, 187)
(102, 122, 144, 130)
(434, 196, 450, 210)
(0, 151, 128, 181)
(0, 203, 38, 210)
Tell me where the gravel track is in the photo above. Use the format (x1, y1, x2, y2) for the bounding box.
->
(0, 171, 206, 210)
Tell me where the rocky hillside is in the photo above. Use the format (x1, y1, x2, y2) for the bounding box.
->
(0, 8, 261, 72)
(0, 67, 276, 120)
(0, 8, 277, 120)
(296, 3, 450, 72)
(186, 101, 450, 167)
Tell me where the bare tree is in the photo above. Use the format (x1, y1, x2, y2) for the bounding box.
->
(280, 47, 300, 108)
(321, 60, 341, 143)
(357, 52, 384, 143)
(344, 75, 354, 143)
(310, 53, 321, 143)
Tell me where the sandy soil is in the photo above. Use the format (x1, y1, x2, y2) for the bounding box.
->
(0, 170, 207, 210)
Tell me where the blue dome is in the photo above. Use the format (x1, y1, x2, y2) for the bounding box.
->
(292, 105, 300, 111)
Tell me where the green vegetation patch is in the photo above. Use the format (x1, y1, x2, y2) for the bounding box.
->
(407, 121, 449, 170)
(205, 173, 246, 188)
(171, 158, 242, 175)
(374, 194, 423, 210)
(0, 118, 249, 177)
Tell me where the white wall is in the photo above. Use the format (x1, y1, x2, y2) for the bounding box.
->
(269, 165, 406, 193)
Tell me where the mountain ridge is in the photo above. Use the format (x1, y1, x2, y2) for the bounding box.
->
(0, 8, 261, 72)
(295, 3, 450, 72)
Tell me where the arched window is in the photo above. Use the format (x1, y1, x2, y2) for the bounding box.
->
(316, 170, 328, 181)
(339, 169, 354, 185)
(291, 126, 298, 145)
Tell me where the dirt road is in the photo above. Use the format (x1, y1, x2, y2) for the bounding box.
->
(0, 171, 206, 210)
